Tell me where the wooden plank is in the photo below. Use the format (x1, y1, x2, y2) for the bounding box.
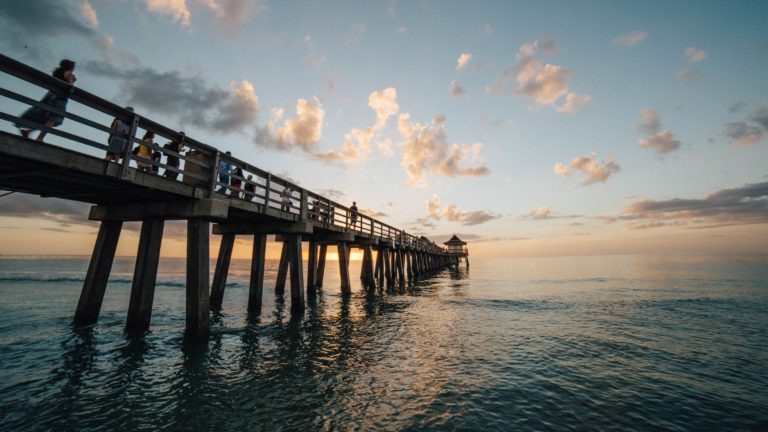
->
(73, 220, 122, 325)
(209, 233, 235, 310)
(186, 219, 210, 338)
(126, 219, 164, 330)
(307, 241, 318, 296)
(248, 234, 267, 310)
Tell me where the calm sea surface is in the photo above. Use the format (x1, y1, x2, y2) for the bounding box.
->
(0, 254, 767, 431)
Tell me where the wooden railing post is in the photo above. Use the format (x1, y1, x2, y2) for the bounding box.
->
(264, 173, 272, 209)
(208, 150, 221, 198)
(300, 189, 308, 220)
(117, 114, 140, 181)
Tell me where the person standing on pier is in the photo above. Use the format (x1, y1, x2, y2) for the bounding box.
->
(16, 59, 76, 142)
(281, 187, 293, 212)
(348, 201, 358, 229)
(244, 175, 255, 201)
(216, 151, 232, 194)
(163, 133, 184, 180)
(134, 131, 154, 172)
(106, 107, 133, 162)
(231, 166, 243, 198)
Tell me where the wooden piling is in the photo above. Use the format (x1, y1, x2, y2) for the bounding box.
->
(383, 248, 393, 284)
(248, 234, 267, 310)
(286, 234, 305, 311)
(74, 220, 123, 325)
(186, 219, 210, 338)
(126, 219, 164, 330)
(275, 241, 288, 294)
(210, 233, 235, 309)
(316, 244, 327, 288)
(338, 242, 351, 294)
(307, 241, 318, 296)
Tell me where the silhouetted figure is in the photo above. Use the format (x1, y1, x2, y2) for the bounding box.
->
(348, 201, 358, 228)
(134, 131, 154, 172)
(163, 133, 184, 180)
(16, 59, 76, 142)
(106, 106, 133, 162)
(281, 187, 292, 212)
(231, 166, 243, 198)
(216, 151, 232, 194)
(244, 175, 255, 201)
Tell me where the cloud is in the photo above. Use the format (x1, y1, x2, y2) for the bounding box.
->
(554, 154, 621, 185)
(80, 0, 99, 29)
(450, 80, 466, 99)
(556, 93, 592, 114)
(678, 67, 704, 82)
(360, 208, 388, 218)
(636, 109, 682, 155)
(199, 0, 266, 32)
(486, 39, 591, 113)
(256, 98, 324, 151)
(724, 105, 768, 147)
(524, 206, 551, 219)
(312, 127, 372, 162)
(425, 195, 499, 226)
(622, 181, 768, 228)
(85, 60, 259, 134)
(0, 193, 91, 225)
(145, 0, 191, 26)
(684, 47, 707, 63)
(456, 52, 472, 70)
(368, 87, 399, 130)
(398, 113, 489, 186)
(0, 0, 112, 59)
(611, 31, 648, 47)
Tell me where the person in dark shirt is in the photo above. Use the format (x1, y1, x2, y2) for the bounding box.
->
(163, 133, 184, 180)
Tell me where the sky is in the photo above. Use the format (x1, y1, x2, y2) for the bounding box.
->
(0, 0, 767, 259)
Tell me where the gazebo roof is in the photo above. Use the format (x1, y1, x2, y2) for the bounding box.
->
(444, 234, 466, 245)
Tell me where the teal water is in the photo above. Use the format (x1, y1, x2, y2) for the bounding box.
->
(0, 255, 767, 431)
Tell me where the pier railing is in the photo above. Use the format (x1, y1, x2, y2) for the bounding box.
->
(0, 54, 448, 254)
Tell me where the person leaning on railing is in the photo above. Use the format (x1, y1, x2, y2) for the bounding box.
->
(106, 106, 133, 162)
(162, 132, 184, 180)
(15, 59, 76, 143)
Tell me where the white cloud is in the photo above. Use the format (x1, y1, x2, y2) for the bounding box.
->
(554, 154, 620, 185)
(199, 0, 266, 32)
(398, 113, 489, 186)
(450, 80, 466, 98)
(725, 105, 768, 147)
(611, 31, 648, 47)
(256, 97, 324, 151)
(368, 87, 399, 130)
(636, 109, 682, 155)
(80, 0, 98, 28)
(486, 39, 591, 113)
(556, 92, 592, 114)
(312, 127, 372, 163)
(145, 0, 191, 26)
(456, 52, 472, 70)
(525, 206, 551, 219)
(425, 195, 498, 226)
(684, 47, 707, 63)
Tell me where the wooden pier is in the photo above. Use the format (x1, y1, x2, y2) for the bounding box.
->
(0, 54, 467, 338)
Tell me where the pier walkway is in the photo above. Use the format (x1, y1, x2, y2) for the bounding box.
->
(0, 54, 463, 337)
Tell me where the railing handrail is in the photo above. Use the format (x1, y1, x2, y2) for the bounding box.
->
(0, 54, 457, 255)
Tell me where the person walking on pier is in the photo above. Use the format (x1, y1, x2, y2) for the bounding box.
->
(231, 166, 244, 198)
(16, 59, 76, 142)
(163, 133, 184, 180)
(133, 131, 154, 172)
(216, 151, 232, 194)
(348, 201, 358, 229)
(106, 106, 133, 162)
(281, 187, 293, 212)
(244, 175, 255, 201)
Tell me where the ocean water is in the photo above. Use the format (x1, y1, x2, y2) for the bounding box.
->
(0, 254, 767, 431)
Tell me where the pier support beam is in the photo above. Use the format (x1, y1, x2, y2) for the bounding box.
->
(316, 244, 327, 288)
(395, 249, 405, 284)
(248, 234, 266, 310)
(126, 219, 164, 330)
(338, 242, 351, 295)
(275, 241, 289, 294)
(307, 241, 318, 297)
(210, 233, 235, 310)
(186, 219, 210, 338)
(361, 245, 375, 287)
(74, 220, 123, 325)
(286, 234, 305, 311)
(383, 248, 393, 285)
